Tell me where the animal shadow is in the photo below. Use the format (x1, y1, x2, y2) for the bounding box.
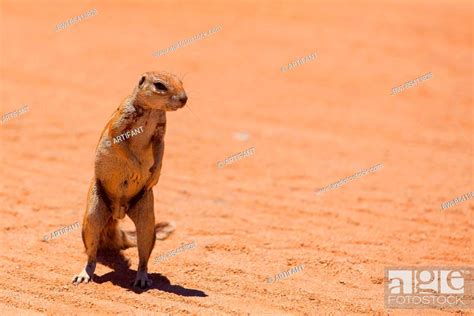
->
(94, 249, 207, 296)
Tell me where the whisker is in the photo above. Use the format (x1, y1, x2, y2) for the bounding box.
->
(181, 72, 190, 81)
(185, 104, 203, 123)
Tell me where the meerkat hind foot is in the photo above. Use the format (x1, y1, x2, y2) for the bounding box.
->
(133, 270, 152, 289)
(72, 271, 91, 285)
(72, 262, 96, 285)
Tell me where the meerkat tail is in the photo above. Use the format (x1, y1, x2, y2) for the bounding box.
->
(99, 220, 176, 251)
(98, 219, 135, 250)
(155, 221, 176, 240)
(123, 221, 176, 242)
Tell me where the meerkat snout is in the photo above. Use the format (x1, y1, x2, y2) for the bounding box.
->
(172, 92, 188, 106)
(134, 71, 187, 111)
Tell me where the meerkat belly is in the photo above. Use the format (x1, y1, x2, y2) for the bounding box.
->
(95, 144, 154, 202)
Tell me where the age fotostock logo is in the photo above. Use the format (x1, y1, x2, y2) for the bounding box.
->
(385, 267, 473, 309)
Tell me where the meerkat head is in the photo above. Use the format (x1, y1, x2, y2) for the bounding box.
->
(133, 71, 187, 111)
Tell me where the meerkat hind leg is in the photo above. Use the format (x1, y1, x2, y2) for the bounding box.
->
(127, 189, 156, 289)
(72, 181, 111, 285)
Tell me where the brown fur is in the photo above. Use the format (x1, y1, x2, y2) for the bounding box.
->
(72, 71, 187, 288)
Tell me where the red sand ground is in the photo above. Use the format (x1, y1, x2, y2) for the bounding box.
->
(0, 0, 472, 314)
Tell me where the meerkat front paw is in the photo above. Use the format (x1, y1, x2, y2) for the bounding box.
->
(144, 170, 160, 191)
(133, 270, 152, 289)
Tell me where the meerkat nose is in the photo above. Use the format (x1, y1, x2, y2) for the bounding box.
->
(178, 93, 188, 105)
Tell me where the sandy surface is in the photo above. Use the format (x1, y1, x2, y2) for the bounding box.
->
(0, 0, 472, 314)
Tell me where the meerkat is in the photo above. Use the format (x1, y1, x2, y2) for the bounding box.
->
(72, 71, 187, 288)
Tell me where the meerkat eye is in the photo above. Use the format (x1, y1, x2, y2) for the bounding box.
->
(153, 82, 168, 92)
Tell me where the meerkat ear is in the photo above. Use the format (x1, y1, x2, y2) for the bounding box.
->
(138, 75, 146, 88)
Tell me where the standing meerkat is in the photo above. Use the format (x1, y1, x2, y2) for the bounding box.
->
(72, 71, 187, 288)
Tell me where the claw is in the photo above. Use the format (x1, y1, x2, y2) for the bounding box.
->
(72, 272, 92, 285)
(133, 271, 152, 289)
(72, 263, 95, 285)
